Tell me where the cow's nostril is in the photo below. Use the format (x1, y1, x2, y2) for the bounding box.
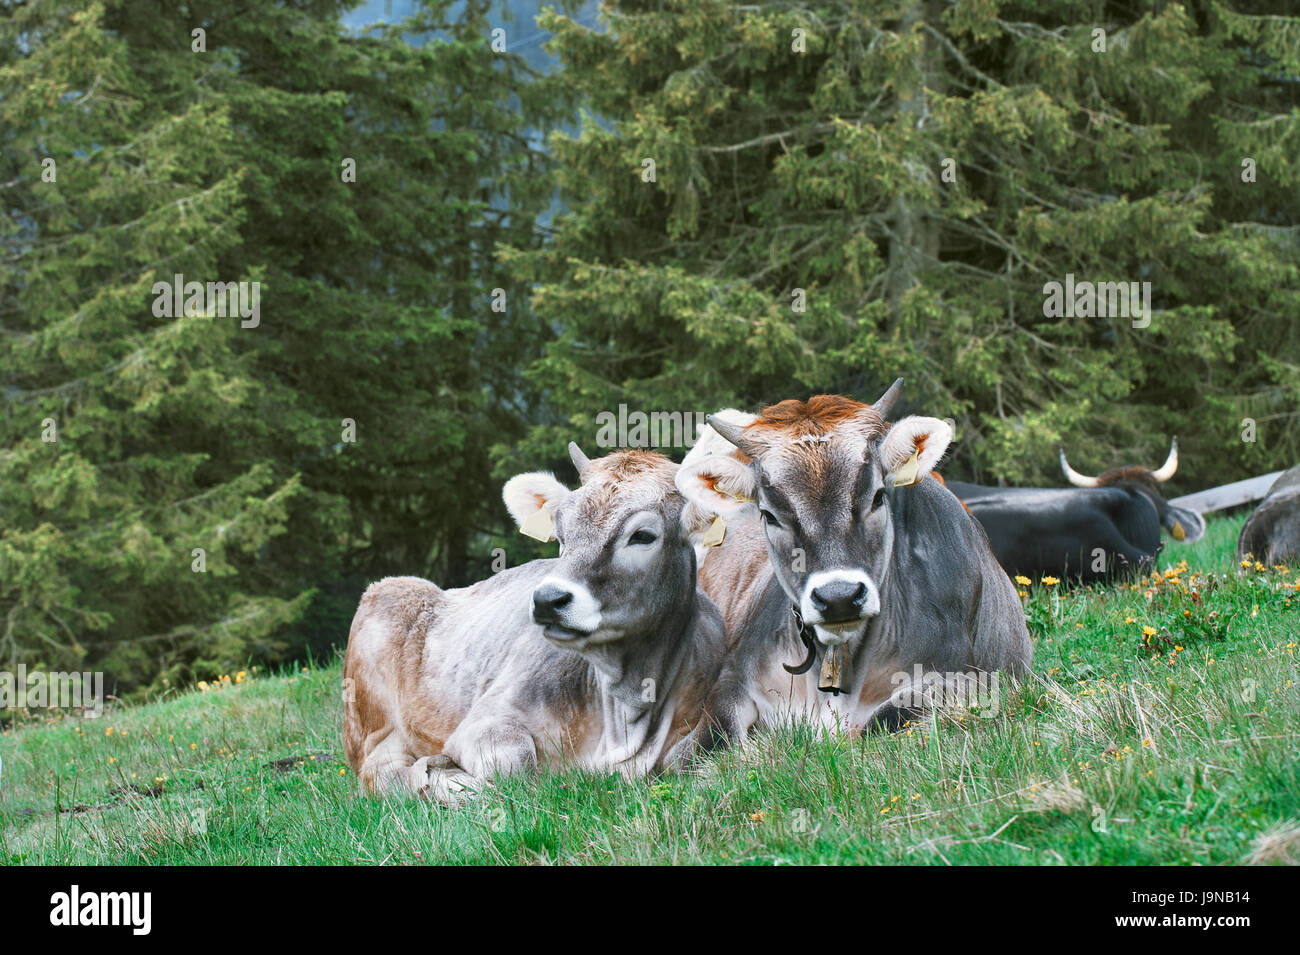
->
(532, 584, 574, 622)
(810, 579, 871, 623)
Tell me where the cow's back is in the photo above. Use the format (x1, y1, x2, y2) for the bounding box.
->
(1238, 464, 1300, 565)
(947, 482, 1160, 581)
(343, 575, 446, 770)
(343, 561, 590, 781)
(890, 478, 1032, 675)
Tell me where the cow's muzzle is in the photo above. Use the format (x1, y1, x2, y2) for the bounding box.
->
(810, 579, 869, 624)
(532, 583, 572, 622)
(531, 578, 601, 640)
(798, 570, 880, 645)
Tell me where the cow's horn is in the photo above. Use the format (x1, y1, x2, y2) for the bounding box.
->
(1059, 448, 1100, 488)
(706, 413, 761, 458)
(568, 441, 592, 479)
(873, 377, 904, 419)
(1150, 438, 1178, 483)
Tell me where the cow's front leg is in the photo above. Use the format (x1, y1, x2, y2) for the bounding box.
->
(442, 716, 538, 782)
(866, 698, 925, 733)
(661, 719, 712, 771)
(690, 686, 759, 758)
(865, 677, 929, 733)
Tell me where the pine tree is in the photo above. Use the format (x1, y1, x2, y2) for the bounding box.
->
(510, 0, 1299, 488)
(173, 0, 568, 634)
(0, 0, 307, 690)
(0, 0, 563, 692)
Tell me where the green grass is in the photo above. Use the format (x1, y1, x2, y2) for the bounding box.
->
(3, 514, 1298, 865)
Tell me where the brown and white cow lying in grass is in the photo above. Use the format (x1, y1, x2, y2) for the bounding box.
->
(343, 445, 727, 802)
(677, 380, 1032, 740)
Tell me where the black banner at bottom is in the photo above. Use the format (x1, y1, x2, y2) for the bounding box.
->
(0, 864, 1285, 940)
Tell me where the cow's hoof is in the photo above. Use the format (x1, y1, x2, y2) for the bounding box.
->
(426, 771, 484, 807)
(411, 757, 484, 807)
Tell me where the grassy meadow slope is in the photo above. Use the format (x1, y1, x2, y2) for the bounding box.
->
(2, 514, 1298, 865)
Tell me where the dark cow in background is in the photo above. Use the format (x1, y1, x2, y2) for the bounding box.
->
(677, 380, 1031, 739)
(1237, 464, 1300, 565)
(945, 440, 1205, 585)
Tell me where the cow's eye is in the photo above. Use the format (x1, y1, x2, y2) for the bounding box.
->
(629, 529, 657, 546)
(871, 486, 887, 511)
(759, 508, 782, 529)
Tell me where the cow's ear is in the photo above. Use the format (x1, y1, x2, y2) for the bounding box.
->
(1165, 503, 1206, 543)
(503, 472, 571, 541)
(690, 408, 758, 462)
(676, 411, 759, 524)
(676, 454, 757, 520)
(880, 416, 953, 486)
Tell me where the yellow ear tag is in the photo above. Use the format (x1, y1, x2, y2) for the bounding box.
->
(701, 515, 727, 548)
(519, 504, 555, 542)
(894, 448, 921, 488)
(1171, 521, 1186, 541)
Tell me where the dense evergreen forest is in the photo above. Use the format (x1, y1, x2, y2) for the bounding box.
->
(2, 0, 1297, 694)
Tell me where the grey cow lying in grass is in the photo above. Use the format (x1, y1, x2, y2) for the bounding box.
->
(677, 382, 1033, 741)
(343, 445, 726, 802)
